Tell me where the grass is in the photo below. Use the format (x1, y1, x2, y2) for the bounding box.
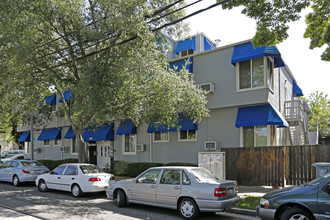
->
(238, 196, 261, 210)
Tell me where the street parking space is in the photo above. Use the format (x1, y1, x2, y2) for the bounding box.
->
(0, 182, 259, 220)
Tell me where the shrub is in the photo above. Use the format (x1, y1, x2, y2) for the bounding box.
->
(164, 162, 197, 167)
(127, 162, 163, 177)
(112, 160, 129, 176)
(38, 158, 78, 170)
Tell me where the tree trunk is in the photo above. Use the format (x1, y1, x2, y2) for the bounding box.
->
(77, 135, 87, 163)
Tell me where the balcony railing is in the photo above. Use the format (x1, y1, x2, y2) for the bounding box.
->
(284, 100, 305, 122)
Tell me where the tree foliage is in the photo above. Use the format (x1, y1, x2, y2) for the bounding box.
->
(307, 91, 330, 137)
(0, 0, 209, 162)
(220, 0, 330, 61)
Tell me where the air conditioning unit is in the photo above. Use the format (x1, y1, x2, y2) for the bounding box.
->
(136, 144, 146, 152)
(200, 83, 215, 93)
(204, 141, 217, 151)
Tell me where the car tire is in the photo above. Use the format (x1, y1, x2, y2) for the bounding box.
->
(71, 184, 82, 197)
(178, 198, 199, 219)
(280, 207, 313, 220)
(12, 175, 20, 186)
(38, 180, 48, 192)
(116, 190, 127, 207)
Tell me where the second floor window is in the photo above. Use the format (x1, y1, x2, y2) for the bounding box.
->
(153, 132, 169, 142)
(237, 57, 274, 91)
(123, 134, 136, 154)
(180, 49, 194, 57)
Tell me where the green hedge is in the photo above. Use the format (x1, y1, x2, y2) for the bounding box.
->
(38, 158, 78, 170)
(127, 162, 163, 177)
(112, 160, 129, 176)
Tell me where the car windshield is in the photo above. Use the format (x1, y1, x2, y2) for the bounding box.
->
(21, 161, 44, 167)
(191, 168, 219, 182)
(307, 173, 330, 186)
(80, 165, 103, 174)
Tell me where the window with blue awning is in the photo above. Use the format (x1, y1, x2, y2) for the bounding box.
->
(18, 131, 30, 142)
(59, 90, 73, 102)
(64, 124, 115, 141)
(169, 58, 193, 73)
(45, 94, 56, 105)
(116, 120, 137, 135)
(235, 104, 289, 127)
(175, 37, 195, 54)
(293, 80, 304, 97)
(231, 42, 285, 68)
(147, 114, 198, 133)
(38, 128, 61, 141)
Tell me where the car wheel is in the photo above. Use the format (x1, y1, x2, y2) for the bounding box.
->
(71, 184, 82, 197)
(38, 180, 48, 192)
(12, 175, 20, 186)
(280, 207, 313, 220)
(116, 190, 127, 207)
(178, 198, 199, 219)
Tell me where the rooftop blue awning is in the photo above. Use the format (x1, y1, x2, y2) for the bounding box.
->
(231, 42, 285, 68)
(59, 90, 73, 103)
(83, 123, 114, 141)
(175, 37, 195, 54)
(64, 127, 75, 139)
(235, 104, 289, 127)
(293, 80, 304, 97)
(18, 131, 30, 142)
(116, 120, 137, 135)
(204, 38, 215, 51)
(147, 114, 198, 133)
(45, 94, 56, 105)
(38, 128, 61, 141)
(169, 58, 193, 73)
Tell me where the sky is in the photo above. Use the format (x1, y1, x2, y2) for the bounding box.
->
(185, 0, 330, 98)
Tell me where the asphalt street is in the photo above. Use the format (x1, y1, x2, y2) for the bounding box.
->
(0, 182, 260, 220)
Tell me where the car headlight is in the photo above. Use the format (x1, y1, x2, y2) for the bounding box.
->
(260, 198, 270, 207)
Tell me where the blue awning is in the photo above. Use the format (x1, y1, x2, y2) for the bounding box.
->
(147, 114, 198, 133)
(293, 80, 304, 97)
(59, 90, 73, 102)
(204, 38, 215, 51)
(45, 94, 56, 105)
(64, 127, 75, 139)
(169, 58, 193, 73)
(235, 104, 289, 127)
(83, 123, 114, 141)
(175, 37, 195, 54)
(116, 120, 137, 135)
(231, 42, 285, 68)
(38, 128, 61, 140)
(18, 131, 30, 142)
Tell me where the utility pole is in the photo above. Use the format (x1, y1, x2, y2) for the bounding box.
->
(30, 113, 34, 160)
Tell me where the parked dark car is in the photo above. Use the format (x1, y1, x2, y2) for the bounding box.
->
(257, 173, 330, 220)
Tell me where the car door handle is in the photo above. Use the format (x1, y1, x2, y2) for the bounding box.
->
(150, 185, 156, 188)
(174, 186, 181, 190)
(57, 177, 60, 179)
(71, 178, 75, 180)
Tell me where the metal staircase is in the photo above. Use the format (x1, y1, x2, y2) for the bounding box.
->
(284, 100, 309, 145)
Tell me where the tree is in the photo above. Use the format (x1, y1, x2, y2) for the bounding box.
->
(220, 0, 330, 61)
(307, 91, 330, 137)
(0, 0, 209, 162)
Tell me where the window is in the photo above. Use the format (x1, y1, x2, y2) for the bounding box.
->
(136, 169, 161, 184)
(153, 132, 169, 142)
(25, 142, 30, 154)
(237, 57, 274, 91)
(52, 165, 66, 175)
(182, 171, 191, 185)
(54, 139, 60, 146)
(43, 140, 50, 146)
(179, 130, 197, 141)
(64, 165, 77, 175)
(71, 138, 77, 154)
(122, 134, 136, 154)
(242, 126, 275, 147)
(180, 49, 194, 57)
(160, 169, 181, 185)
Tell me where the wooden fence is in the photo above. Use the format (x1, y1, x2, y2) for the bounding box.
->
(222, 145, 330, 187)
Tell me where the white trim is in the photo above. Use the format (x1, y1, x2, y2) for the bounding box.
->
(153, 132, 169, 143)
(71, 138, 78, 155)
(178, 130, 197, 142)
(54, 139, 61, 146)
(122, 134, 137, 155)
(43, 140, 50, 146)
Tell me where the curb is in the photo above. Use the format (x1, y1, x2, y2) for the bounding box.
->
(226, 208, 258, 217)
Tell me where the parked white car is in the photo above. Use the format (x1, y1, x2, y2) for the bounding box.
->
(1, 154, 25, 162)
(0, 150, 24, 159)
(36, 163, 115, 197)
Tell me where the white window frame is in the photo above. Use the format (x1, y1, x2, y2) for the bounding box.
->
(153, 132, 169, 143)
(178, 130, 197, 142)
(24, 142, 30, 154)
(54, 139, 61, 146)
(122, 134, 136, 155)
(236, 57, 274, 92)
(240, 125, 276, 147)
(71, 138, 78, 155)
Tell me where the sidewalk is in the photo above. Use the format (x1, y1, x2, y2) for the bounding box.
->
(0, 205, 42, 220)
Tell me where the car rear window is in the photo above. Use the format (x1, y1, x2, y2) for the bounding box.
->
(80, 165, 103, 174)
(21, 161, 44, 167)
(191, 168, 219, 182)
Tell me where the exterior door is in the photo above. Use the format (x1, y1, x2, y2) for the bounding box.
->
(131, 169, 161, 203)
(89, 145, 97, 165)
(60, 165, 78, 191)
(47, 165, 67, 190)
(156, 169, 182, 207)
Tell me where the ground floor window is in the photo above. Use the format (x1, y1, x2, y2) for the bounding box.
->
(122, 134, 136, 155)
(43, 140, 50, 146)
(24, 142, 30, 153)
(241, 125, 275, 147)
(54, 139, 61, 146)
(179, 130, 197, 141)
(153, 132, 169, 142)
(71, 138, 77, 154)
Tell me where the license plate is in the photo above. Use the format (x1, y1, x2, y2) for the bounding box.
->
(228, 188, 234, 195)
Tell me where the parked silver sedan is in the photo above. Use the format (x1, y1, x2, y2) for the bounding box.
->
(0, 160, 49, 186)
(106, 166, 240, 219)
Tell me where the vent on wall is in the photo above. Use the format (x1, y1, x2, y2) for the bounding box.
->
(200, 83, 215, 93)
(204, 141, 217, 151)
